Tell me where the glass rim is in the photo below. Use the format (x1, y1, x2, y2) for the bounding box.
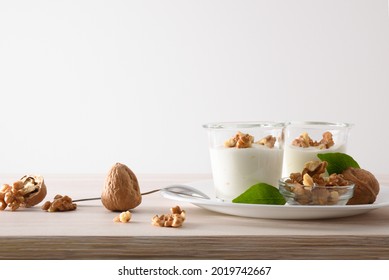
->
(285, 121, 353, 128)
(278, 177, 355, 189)
(202, 121, 286, 129)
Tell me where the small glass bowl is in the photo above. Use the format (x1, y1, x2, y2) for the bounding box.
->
(278, 177, 355, 206)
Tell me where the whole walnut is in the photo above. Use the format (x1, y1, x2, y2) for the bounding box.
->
(342, 167, 380, 205)
(101, 163, 142, 211)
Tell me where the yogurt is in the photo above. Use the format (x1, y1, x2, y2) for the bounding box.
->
(283, 143, 346, 176)
(210, 144, 284, 201)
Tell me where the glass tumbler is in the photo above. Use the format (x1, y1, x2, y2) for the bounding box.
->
(203, 122, 285, 201)
(283, 121, 352, 176)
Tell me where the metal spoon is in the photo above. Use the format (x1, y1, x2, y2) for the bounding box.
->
(73, 184, 210, 203)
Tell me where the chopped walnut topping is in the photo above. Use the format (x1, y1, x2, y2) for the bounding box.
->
(292, 132, 313, 148)
(318, 131, 335, 149)
(256, 135, 276, 148)
(292, 131, 335, 149)
(224, 132, 276, 149)
(224, 131, 254, 148)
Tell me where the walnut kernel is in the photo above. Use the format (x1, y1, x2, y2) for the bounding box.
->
(41, 195, 77, 212)
(113, 211, 132, 223)
(292, 131, 335, 149)
(285, 160, 352, 205)
(256, 135, 276, 148)
(151, 206, 186, 228)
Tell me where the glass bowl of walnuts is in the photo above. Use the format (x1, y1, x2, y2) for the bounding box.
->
(279, 161, 355, 206)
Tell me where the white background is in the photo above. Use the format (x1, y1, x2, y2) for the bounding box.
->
(0, 0, 388, 175)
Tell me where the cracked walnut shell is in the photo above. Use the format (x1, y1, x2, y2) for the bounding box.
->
(20, 175, 47, 207)
(0, 175, 47, 211)
(101, 163, 142, 212)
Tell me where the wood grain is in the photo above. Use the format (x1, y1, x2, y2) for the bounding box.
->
(1, 235, 389, 259)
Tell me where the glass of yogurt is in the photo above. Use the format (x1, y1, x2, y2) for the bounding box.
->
(283, 121, 352, 176)
(203, 122, 286, 201)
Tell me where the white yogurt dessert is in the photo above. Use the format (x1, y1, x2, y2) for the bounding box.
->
(203, 124, 285, 201)
(210, 143, 284, 200)
(284, 143, 346, 176)
(283, 131, 347, 176)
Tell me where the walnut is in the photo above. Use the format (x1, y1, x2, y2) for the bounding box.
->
(0, 192, 6, 211)
(224, 137, 237, 148)
(342, 167, 380, 205)
(318, 131, 335, 149)
(292, 132, 313, 148)
(302, 161, 327, 176)
(327, 173, 350, 186)
(113, 211, 132, 223)
(101, 163, 142, 212)
(0, 175, 47, 211)
(311, 188, 330, 205)
(224, 132, 253, 148)
(292, 185, 312, 205)
(302, 174, 314, 187)
(151, 206, 186, 228)
(292, 131, 335, 149)
(256, 135, 276, 148)
(41, 194, 77, 212)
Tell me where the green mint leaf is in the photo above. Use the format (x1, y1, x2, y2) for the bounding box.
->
(317, 152, 360, 174)
(232, 183, 286, 205)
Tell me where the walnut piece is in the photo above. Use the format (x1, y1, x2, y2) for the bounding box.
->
(113, 211, 132, 223)
(41, 194, 77, 212)
(256, 135, 276, 148)
(0, 175, 47, 211)
(302, 173, 314, 187)
(224, 131, 254, 148)
(292, 131, 335, 149)
(151, 206, 186, 228)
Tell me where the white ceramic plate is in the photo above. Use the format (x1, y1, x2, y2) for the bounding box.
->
(160, 180, 389, 220)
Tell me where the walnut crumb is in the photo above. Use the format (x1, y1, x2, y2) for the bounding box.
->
(113, 211, 132, 223)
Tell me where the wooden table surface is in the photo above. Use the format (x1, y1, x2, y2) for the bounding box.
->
(1, 173, 389, 260)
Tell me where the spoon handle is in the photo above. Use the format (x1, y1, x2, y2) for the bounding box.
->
(73, 188, 162, 202)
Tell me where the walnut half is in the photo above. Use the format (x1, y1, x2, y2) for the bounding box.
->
(0, 175, 47, 211)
